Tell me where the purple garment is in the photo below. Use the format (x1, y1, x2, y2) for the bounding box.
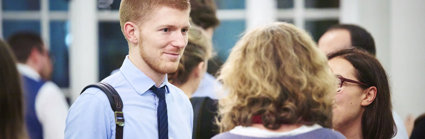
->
(212, 128, 346, 139)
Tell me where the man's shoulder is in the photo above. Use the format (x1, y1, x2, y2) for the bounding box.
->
(102, 71, 125, 84)
(78, 87, 110, 102)
(166, 83, 192, 107)
(166, 83, 180, 90)
(41, 81, 61, 91)
(66, 86, 114, 139)
(69, 87, 111, 115)
(77, 72, 127, 105)
(99, 72, 128, 92)
(166, 83, 186, 97)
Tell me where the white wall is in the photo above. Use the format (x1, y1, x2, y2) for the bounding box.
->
(390, 0, 425, 119)
(69, 0, 98, 101)
(246, 0, 277, 29)
(340, 0, 390, 73)
(341, 0, 425, 119)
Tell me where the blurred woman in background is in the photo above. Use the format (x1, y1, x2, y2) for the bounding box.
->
(0, 39, 27, 139)
(168, 25, 218, 139)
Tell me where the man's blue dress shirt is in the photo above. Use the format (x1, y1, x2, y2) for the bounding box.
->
(65, 56, 193, 139)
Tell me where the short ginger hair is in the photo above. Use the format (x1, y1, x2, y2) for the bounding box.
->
(119, 0, 190, 34)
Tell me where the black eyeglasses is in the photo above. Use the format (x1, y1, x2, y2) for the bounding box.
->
(336, 75, 369, 89)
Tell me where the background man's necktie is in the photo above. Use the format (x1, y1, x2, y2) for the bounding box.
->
(151, 86, 168, 139)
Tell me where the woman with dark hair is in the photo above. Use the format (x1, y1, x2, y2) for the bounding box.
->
(0, 39, 28, 139)
(328, 48, 395, 139)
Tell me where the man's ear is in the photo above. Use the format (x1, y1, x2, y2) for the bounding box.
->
(123, 22, 139, 44)
(28, 47, 41, 63)
(26, 47, 46, 72)
(361, 86, 377, 106)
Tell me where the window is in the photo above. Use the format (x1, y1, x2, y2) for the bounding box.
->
(213, 20, 246, 61)
(98, 22, 127, 80)
(49, 21, 69, 87)
(277, 0, 340, 41)
(214, 0, 246, 61)
(1, 0, 70, 87)
(97, 0, 125, 80)
(1, 0, 340, 89)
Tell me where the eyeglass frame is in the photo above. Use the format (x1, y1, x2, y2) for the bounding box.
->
(336, 75, 369, 89)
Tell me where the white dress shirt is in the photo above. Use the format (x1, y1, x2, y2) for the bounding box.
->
(18, 64, 69, 139)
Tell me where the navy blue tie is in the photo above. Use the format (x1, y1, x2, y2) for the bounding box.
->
(151, 86, 168, 139)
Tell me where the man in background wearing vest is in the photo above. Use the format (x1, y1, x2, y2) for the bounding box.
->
(8, 32, 69, 139)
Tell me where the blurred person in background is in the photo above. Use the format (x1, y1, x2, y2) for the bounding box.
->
(8, 32, 68, 139)
(189, 0, 220, 39)
(318, 24, 375, 56)
(213, 22, 344, 139)
(328, 48, 395, 139)
(189, 0, 223, 99)
(168, 25, 219, 139)
(0, 39, 28, 139)
(39, 53, 53, 80)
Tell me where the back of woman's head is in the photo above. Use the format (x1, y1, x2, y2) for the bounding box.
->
(0, 39, 27, 139)
(217, 22, 337, 132)
(328, 48, 395, 139)
(168, 25, 212, 85)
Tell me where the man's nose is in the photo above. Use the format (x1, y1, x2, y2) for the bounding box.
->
(171, 32, 187, 48)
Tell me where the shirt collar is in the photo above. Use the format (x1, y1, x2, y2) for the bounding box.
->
(119, 56, 170, 95)
(17, 63, 41, 81)
(229, 124, 322, 137)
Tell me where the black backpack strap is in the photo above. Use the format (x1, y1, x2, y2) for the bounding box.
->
(81, 82, 124, 139)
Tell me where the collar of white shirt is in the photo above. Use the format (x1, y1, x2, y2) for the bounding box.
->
(17, 63, 41, 81)
(229, 124, 322, 138)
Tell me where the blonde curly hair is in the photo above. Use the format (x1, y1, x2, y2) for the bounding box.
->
(217, 22, 337, 132)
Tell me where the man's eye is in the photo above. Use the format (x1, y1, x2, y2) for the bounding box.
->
(182, 28, 188, 33)
(162, 28, 169, 32)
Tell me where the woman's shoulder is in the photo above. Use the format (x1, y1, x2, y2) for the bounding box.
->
(211, 132, 250, 139)
(303, 128, 345, 139)
(212, 127, 346, 139)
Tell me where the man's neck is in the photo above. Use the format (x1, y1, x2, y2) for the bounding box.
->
(25, 60, 41, 73)
(128, 54, 165, 87)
